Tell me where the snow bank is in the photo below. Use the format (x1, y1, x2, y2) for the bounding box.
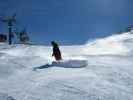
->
(83, 32, 133, 55)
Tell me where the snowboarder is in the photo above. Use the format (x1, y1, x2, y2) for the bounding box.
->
(51, 41, 62, 61)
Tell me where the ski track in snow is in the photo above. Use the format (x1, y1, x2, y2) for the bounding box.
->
(0, 32, 133, 100)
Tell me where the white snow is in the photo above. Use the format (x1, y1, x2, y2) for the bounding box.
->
(83, 32, 133, 55)
(0, 32, 133, 100)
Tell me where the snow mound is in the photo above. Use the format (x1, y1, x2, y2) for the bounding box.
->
(52, 60, 88, 68)
(34, 60, 88, 70)
(83, 32, 133, 55)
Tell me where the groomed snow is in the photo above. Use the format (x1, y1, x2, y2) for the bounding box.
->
(0, 32, 133, 100)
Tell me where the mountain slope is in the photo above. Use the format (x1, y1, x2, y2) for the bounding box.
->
(0, 32, 133, 100)
(83, 32, 133, 55)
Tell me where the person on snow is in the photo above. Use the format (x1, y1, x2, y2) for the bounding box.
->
(51, 41, 62, 61)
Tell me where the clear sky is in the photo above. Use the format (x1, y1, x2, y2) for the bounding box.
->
(0, 0, 133, 45)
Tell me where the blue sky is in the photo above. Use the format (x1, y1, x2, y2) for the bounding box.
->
(0, 0, 133, 45)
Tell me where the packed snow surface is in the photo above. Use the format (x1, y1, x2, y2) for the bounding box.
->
(0, 32, 133, 100)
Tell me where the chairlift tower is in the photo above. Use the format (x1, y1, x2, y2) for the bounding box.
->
(0, 14, 16, 45)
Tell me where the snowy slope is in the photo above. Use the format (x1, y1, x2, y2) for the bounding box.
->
(83, 32, 133, 55)
(0, 32, 133, 100)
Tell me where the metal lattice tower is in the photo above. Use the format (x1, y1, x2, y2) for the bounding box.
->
(0, 14, 16, 45)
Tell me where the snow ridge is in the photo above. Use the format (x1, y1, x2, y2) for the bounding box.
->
(83, 32, 133, 55)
